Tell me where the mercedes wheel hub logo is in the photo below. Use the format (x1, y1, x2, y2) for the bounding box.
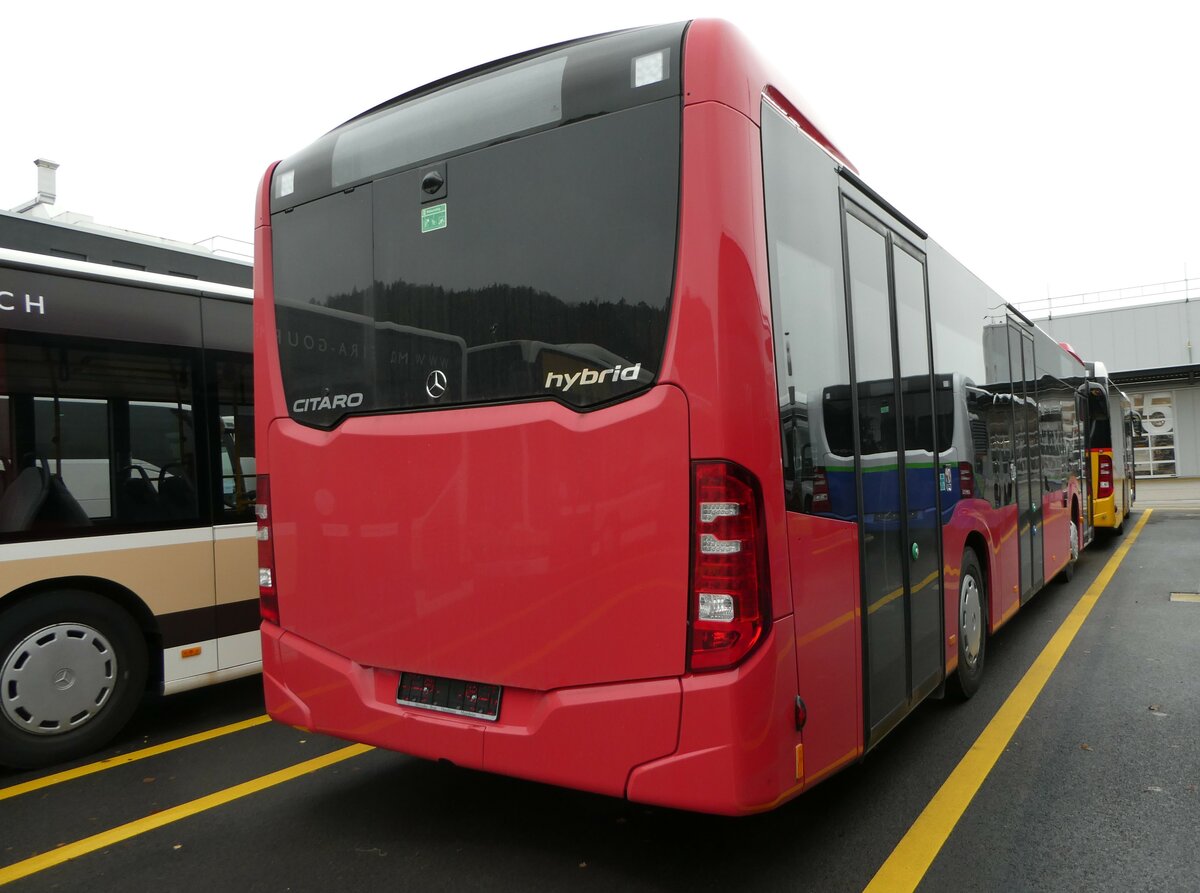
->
(53, 668, 76, 691)
(425, 369, 448, 399)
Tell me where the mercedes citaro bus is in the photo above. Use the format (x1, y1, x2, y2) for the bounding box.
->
(255, 20, 1087, 814)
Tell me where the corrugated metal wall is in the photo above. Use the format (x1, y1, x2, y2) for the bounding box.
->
(1040, 301, 1199, 370)
(1174, 387, 1200, 476)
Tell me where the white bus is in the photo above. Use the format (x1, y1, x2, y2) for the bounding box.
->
(0, 245, 258, 768)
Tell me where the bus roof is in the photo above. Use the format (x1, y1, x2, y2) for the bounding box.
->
(0, 246, 253, 303)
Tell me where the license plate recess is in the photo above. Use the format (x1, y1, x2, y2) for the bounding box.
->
(397, 672, 502, 721)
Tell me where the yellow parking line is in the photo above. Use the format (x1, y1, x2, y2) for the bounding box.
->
(864, 509, 1153, 893)
(0, 715, 273, 803)
(0, 743, 373, 885)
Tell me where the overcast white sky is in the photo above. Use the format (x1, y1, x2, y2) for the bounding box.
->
(2, 0, 1196, 304)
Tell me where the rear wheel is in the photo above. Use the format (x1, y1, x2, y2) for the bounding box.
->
(0, 591, 147, 769)
(951, 550, 986, 699)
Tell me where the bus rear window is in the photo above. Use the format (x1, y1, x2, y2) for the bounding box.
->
(271, 98, 679, 427)
(1088, 392, 1112, 448)
(329, 56, 568, 190)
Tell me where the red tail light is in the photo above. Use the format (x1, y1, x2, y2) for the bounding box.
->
(959, 462, 976, 500)
(1096, 451, 1114, 499)
(812, 467, 830, 511)
(689, 461, 770, 672)
(256, 474, 280, 625)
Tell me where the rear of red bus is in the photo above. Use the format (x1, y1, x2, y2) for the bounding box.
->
(255, 21, 816, 815)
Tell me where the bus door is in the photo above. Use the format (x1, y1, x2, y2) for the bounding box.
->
(1007, 322, 1043, 600)
(841, 197, 943, 746)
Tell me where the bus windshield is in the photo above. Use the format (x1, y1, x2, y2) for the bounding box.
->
(270, 24, 685, 427)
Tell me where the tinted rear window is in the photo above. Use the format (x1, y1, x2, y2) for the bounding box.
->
(272, 98, 680, 427)
(1088, 391, 1112, 449)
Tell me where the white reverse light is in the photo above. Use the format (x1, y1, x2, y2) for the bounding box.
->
(698, 593, 736, 622)
(700, 501, 740, 523)
(700, 534, 743, 555)
(259, 568, 273, 588)
(633, 50, 668, 88)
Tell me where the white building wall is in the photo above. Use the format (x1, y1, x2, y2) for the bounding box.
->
(1041, 301, 1199, 370)
(1177, 387, 1200, 477)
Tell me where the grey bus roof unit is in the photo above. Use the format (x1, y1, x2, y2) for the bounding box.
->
(0, 209, 251, 289)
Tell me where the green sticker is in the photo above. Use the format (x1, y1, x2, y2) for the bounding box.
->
(911, 542, 920, 560)
(421, 203, 447, 233)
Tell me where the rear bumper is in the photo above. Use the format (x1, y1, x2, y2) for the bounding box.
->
(262, 623, 681, 799)
(262, 620, 802, 814)
(1093, 494, 1119, 528)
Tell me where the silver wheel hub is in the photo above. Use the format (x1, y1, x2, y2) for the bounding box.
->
(1, 623, 117, 736)
(1070, 520, 1080, 563)
(960, 574, 982, 667)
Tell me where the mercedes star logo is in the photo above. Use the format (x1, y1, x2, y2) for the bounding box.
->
(53, 668, 76, 691)
(425, 369, 448, 399)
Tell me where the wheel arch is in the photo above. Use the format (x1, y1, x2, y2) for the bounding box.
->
(0, 576, 163, 691)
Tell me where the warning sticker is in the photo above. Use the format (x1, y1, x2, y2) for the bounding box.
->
(421, 203, 447, 233)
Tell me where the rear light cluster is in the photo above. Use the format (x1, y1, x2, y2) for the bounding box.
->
(811, 468, 830, 512)
(1096, 451, 1114, 499)
(689, 461, 770, 672)
(959, 462, 976, 500)
(256, 474, 280, 625)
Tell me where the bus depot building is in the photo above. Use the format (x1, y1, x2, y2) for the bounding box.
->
(1037, 295, 1200, 480)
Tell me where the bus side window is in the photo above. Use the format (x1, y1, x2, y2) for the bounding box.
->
(0, 335, 199, 539)
(215, 356, 255, 522)
(762, 104, 849, 516)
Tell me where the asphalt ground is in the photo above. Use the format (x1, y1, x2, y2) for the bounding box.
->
(1, 508, 1196, 891)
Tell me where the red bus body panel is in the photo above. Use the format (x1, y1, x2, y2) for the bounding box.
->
(681, 20, 856, 171)
(785, 514, 863, 785)
(266, 386, 690, 692)
(661, 97, 789, 624)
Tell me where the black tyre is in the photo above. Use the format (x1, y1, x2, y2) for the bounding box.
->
(951, 550, 986, 699)
(0, 590, 147, 769)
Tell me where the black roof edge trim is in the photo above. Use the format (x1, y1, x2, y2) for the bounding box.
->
(1006, 303, 1036, 327)
(1111, 363, 1200, 385)
(837, 166, 928, 241)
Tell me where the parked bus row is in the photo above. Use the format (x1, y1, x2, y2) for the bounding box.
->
(0, 19, 1134, 780)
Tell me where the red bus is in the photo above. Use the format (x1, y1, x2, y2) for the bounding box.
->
(254, 20, 1088, 814)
